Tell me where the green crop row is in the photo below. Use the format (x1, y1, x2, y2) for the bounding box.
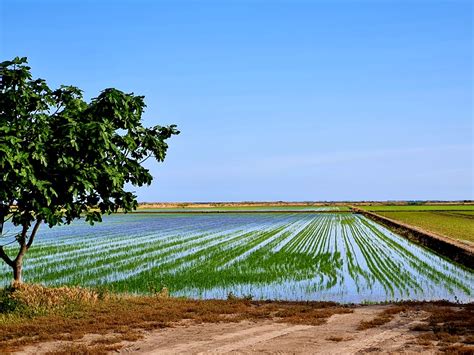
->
(0, 213, 471, 303)
(376, 211, 474, 243)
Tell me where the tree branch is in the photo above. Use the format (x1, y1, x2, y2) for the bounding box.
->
(0, 247, 15, 268)
(13, 224, 29, 264)
(51, 103, 63, 117)
(26, 218, 42, 249)
(139, 154, 154, 164)
(16, 224, 28, 246)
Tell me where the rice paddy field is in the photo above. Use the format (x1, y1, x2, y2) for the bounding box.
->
(1, 212, 472, 303)
(133, 206, 350, 212)
(376, 211, 474, 244)
(358, 205, 474, 212)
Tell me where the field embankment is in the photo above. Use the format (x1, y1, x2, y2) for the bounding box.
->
(0, 284, 472, 354)
(376, 211, 474, 244)
(351, 207, 474, 269)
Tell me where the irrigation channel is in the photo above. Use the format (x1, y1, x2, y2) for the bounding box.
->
(1, 211, 472, 303)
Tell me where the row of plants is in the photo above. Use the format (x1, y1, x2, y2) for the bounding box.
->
(0, 213, 472, 302)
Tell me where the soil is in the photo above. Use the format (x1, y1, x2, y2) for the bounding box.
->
(19, 304, 462, 354)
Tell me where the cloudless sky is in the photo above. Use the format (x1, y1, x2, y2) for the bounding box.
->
(1, 0, 472, 202)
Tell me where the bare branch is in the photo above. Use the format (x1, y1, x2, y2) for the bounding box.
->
(139, 154, 154, 164)
(51, 103, 63, 117)
(0, 239, 18, 247)
(0, 247, 14, 268)
(26, 219, 42, 249)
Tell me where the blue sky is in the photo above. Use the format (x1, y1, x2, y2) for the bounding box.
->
(1, 0, 472, 202)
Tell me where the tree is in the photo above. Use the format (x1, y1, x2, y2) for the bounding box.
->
(0, 57, 179, 283)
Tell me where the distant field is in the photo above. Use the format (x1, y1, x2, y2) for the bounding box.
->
(377, 211, 474, 243)
(358, 205, 474, 212)
(135, 206, 350, 212)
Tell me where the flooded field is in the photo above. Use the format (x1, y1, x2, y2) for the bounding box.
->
(1, 213, 472, 303)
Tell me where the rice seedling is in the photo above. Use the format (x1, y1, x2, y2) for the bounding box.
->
(0, 213, 472, 303)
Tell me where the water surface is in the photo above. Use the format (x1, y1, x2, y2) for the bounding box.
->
(1, 213, 472, 303)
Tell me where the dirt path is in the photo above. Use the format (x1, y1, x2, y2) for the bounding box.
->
(19, 305, 441, 354)
(114, 306, 431, 354)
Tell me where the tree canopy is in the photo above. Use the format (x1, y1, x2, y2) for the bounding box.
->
(0, 57, 179, 281)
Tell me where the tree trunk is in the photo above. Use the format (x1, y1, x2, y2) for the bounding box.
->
(0, 219, 41, 284)
(13, 261, 22, 283)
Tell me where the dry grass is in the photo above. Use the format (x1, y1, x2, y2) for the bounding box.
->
(410, 303, 474, 353)
(46, 343, 122, 354)
(326, 335, 345, 342)
(1, 283, 101, 311)
(0, 285, 353, 352)
(273, 304, 353, 326)
(357, 306, 407, 330)
(1, 285, 472, 354)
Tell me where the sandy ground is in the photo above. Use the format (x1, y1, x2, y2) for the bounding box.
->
(19, 305, 444, 354)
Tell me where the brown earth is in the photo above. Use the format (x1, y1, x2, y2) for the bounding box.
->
(16, 303, 474, 354)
